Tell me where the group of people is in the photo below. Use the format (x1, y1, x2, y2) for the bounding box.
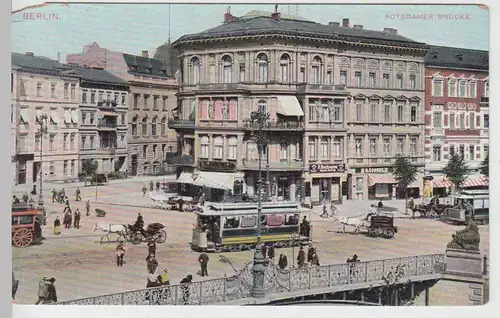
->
(53, 201, 85, 235)
(320, 203, 338, 218)
(142, 180, 163, 196)
(297, 244, 320, 268)
(35, 277, 57, 304)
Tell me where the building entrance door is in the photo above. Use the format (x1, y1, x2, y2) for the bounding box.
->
(131, 155, 138, 176)
(33, 162, 40, 183)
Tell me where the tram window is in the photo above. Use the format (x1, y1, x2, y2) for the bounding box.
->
(19, 216, 33, 225)
(241, 216, 257, 228)
(12, 216, 19, 225)
(285, 214, 299, 225)
(260, 215, 267, 226)
(474, 200, 483, 209)
(224, 216, 240, 229)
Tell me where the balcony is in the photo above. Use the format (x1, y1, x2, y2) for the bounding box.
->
(96, 147, 116, 155)
(168, 119, 195, 129)
(165, 152, 194, 166)
(97, 122, 117, 130)
(348, 156, 424, 167)
(241, 158, 304, 171)
(297, 84, 347, 94)
(243, 120, 305, 131)
(97, 100, 118, 109)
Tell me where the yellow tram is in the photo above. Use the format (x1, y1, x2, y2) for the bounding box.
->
(191, 201, 311, 252)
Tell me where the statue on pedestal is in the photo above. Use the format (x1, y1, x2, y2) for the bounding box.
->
(447, 216, 480, 251)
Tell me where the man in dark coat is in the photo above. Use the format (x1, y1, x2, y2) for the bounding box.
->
(76, 188, 82, 201)
(307, 245, 314, 263)
(150, 181, 154, 192)
(300, 216, 310, 237)
(22, 193, 29, 203)
(261, 243, 267, 259)
(378, 200, 383, 208)
(142, 185, 147, 196)
(198, 252, 209, 277)
(148, 240, 156, 257)
(146, 254, 159, 274)
(73, 209, 81, 229)
(278, 254, 287, 269)
(297, 246, 306, 268)
(180, 274, 193, 304)
(134, 213, 144, 231)
(45, 278, 57, 303)
(311, 251, 320, 266)
(31, 184, 37, 195)
(86, 200, 91, 216)
(156, 181, 160, 192)
(63, 211, 72, 229)
(52, 189, 56, 203)
(268, 243, 275, 262)
(12, 196, 20, 204)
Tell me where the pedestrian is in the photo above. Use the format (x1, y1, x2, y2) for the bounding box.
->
(31, 184, 37, 195)
(63, 202, 72, 214)
(409, 198, 415, 218)
(35, 277, 48, 304)
(378, 199, 383, 208)
(311, 251, 320, 266)
(28, 196, 35, 208)
(23, 193, 29, 204)
(63, 211, 72, 229)
(116, 242, 126, 267)
(148, 240, 156, 257)
(76, 188, 82, 201)
(180, 274, 193, 305)
(352, 254, 360, 262)
(51, 189, 56, 203)
(278, 254, 287, 269)
(160, 269, 170, 286)
(73, 209, 81, 229)
(86, 200, 91, 216)
(261, 243, 267, 259)
(307, 245, 314, 263)
(198, 252, 209, 277)
(142, 185, 147, 197)
(156, 180, 160, 192)
(297, 246, 305, 268)
(300, 216, 310, 238)
(147, 254, 159, 274)
(45, 278, 57, 303)
(12, 196, 20, 204)
(150, 181, 154, 192)
(61, 187, 65, 198)
(320, 204, 329, 218)
(53, 217, 61, 235)
(268, 243, 275, 263)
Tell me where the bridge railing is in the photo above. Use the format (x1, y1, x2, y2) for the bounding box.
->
(56, 254, 445, 305)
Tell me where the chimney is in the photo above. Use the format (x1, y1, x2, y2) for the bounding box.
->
(142, 50, 149, 58)
(329, 22, 340, 27)
(342, 18, 350, 27)
(353, 24, 363, 30)
(271, 4, 280, 21)
(57, 52, 61, 62)
(224, 6, 236, 23)
(25, 52, 34, 57)
(383, 27, 397, 35)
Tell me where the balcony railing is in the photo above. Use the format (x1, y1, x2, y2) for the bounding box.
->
(241, 158, 304, 170)
(431, 128, 444, 136)
(348, 156, 424, 166)
(195, 83, 246, 91)
(97, 122, 117, 129)
(97, 100, 118, 108)
(243, 120, 304, 131)
(168, 119, 195, 129)
(96, 147, 116, 155)
(297, 83, 347, 93)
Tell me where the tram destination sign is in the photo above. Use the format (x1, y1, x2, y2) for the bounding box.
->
(309, 163, 346, 173)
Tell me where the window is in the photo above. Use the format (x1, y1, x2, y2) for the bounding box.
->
(71, 160, 75, 175)
(198, 137, 209, 158)
(355, 138, 363, 156)
(469, 145, 475, 161)
(133, 94, 139, 109)
(370, 105, 377, 122)
(142, 117, 148, 136)
(449, 113, 455, 129)
(153, 145, 157, 158)
(258, 100, 267, 114)
(484, 145, 489, 158)
(383, 138, 391, 156)
(214, 137, 224, 159)
(122, 94, 126, 105)
(311, 56, 321, 84)
(228, 137, 237, 160)
(433, 112, 442, 128)
(82, 90, 87, 103)
(459, 113, 465, 129)
(132, 117, 138, 136)
(459, 144, 465, 158)
(468, 81, 477, 98)
(369, 138, 376, 155)
(209, 64, 216, 83)
(397, 138, 404, 154)
(49, 162, 55, 175)
(397, 105, 404, 122)
(151, 117, 157, 136)
(449, 145, 455, 155)
(257, 53, 268, 83)
(308, 137, 316, 160)
(239, 64, 245, 82)
(320, 138, 328, 160)
(356, 177, 363, 191)
(19, 108, 28, 124)
(153, 96, 158, 110)
(63, 160, 68, 175)
(326, 70, 333, 85)
(222, 55, 232, 83)
(189, 57, 200, 84)
(409, 74, 416, 89)
(448, 80, 457, 97)
(368, 72, 376, 87)
(340, 70, 347, 85)
(98, 91, 103, 102)
(143, 95, 149, 110)
(433, 145, 441, 161)
(162, 96, 168, 111)
(279, 54, 290, 83)
(384, 105, 391, 122)
(36, 82, 42, 97)
(469, 112, 475, 129)
(90, 91, 96, 103)
(485, 81, 489, 97)
(51, 83, 56, 97)
(90, 136, 94, 149)
(410, 138, 417, 155)
(432, 79, 443, 96)
(64, 83, 69, 98)
(114, 93, 119, 103)
(161, 117, 166, 135)
(484, 114, 489, 128)
(81, 136, 86, 149)
(107, 92, 111, 101)
(383, 73, 389, 88)
(356, 104, 363, 121)
(34, 135, 40, 151)
(459, 80, 467, 97)
(396, 74, 403, 89)
(333, 138, 341, 157)
(121, 114, 125, 126)
(355, 71, 362, 87)
(143, 145, 148, 160)
(70, 133, 75, 150)
(333, 102, 341, 121)
(299, 67, 305, 83)
(410, 105, 417, 122)
(49, 134, 55, 151)
(281, 142, 289, 161)
(18, 135, 27, 152)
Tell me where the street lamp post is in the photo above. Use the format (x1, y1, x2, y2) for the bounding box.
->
(266, 163, 270, 199)
(291, 233, 297, 269)
(249, 109, 270, 298)
(35, 114, 48, 225)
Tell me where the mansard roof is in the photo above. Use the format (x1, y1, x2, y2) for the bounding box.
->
(425, 45, 489, 71)
(123, 53, 174, 78)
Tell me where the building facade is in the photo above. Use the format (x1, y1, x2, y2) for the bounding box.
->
(11, 52, 81, 185)
(66, 43, 179, 175)
(169, 9, 427, 203)
(424, 46, 489, 194)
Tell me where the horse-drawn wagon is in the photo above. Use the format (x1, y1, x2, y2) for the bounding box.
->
(366, 215, 398, 239)
(12, 204, 42, 247)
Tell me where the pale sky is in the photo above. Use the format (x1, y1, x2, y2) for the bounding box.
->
(11, 4, 488, 62)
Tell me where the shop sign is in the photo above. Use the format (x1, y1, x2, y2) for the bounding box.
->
(363, 167, 390, 173)
(309, 163, 346, 173)
(198, 160, 236, 172)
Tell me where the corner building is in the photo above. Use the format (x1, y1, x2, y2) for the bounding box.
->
(169, 10, 427, 203)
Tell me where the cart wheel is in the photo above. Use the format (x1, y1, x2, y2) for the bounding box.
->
(130, 232, 142, 245)
(367, 228, 375, 237)
(383, 228, 395, 239)
(13, 229, 34, 247)
(155, 230, 167, 243)
(183, 205, 192, 212)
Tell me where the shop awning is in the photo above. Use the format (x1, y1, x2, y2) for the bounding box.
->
(193, 171, 235, 190)
(175, 172, 195, 184)
(276, 96, 304, 117)
(462, 175, 489, 188)
(432, 178, 453, 188)
(368, 174, 396, 186)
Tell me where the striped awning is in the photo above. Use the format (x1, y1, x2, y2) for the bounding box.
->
(462, 175, 489, 188)
(432, 178, 453, 188)
(368, 174, 396, 186)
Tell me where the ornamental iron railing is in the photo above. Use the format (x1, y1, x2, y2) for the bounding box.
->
(56, 254, 445, 305)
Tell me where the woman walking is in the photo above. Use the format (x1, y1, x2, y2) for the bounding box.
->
(53, 217, 61, 235)
(116, 241, 126, 267)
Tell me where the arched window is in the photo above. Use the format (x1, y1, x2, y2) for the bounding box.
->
(213, 136, 223, 159)
(222, 55, 232, 83)
(131, 116, 138, 136)
(279, 54, 291, 83)
(161, 117, 166, 135)
(311, 56, 322, 84)
(189, 57, 200, 84)
(258, 100, 267, 114)
(151, 117, 157, 136)
(200, 136, 209, 158)
(142, 117, 148, 136)
(257, 53, 268, 83)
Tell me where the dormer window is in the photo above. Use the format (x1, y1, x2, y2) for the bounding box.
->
(457, 54, 463, 61)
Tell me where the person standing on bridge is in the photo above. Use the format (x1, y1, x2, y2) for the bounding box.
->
(297, 246, 305, 268)
(320, 204, 329, 218)
(180, 274, 193, 304)
(261, 243, 267, 259)
(35, 277, 48, 304)
(278, 254, 288, 269)
(146, 254, 159, 274)
(198, 252, 209, 277)
(45, 278, 57, 303)
(268, 243, 275, 263)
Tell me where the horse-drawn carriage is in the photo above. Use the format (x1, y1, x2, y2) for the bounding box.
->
(95, 222, 167, 245)
(12, 205, 42, 247)
(335, 212, 397, 239)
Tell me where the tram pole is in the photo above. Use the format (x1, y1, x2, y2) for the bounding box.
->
(35, 114, 48, 225)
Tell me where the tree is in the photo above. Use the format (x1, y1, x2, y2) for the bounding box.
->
(443, 151, 469, 194)
(81, 159, 98, 176)
(480, 153, 489, 178)
(378, 264, 418, 306)
(392, 155, 418, 215)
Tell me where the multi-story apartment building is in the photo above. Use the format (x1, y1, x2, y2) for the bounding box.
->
(424, 45, 489, 193)
(67, 42, 178, 175)
(11, 52, 81, 185)
(169, 9, 427, 203)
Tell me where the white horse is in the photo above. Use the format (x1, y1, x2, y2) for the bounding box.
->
(332, 214, 368, 234)
(93, 224, 128, 234)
